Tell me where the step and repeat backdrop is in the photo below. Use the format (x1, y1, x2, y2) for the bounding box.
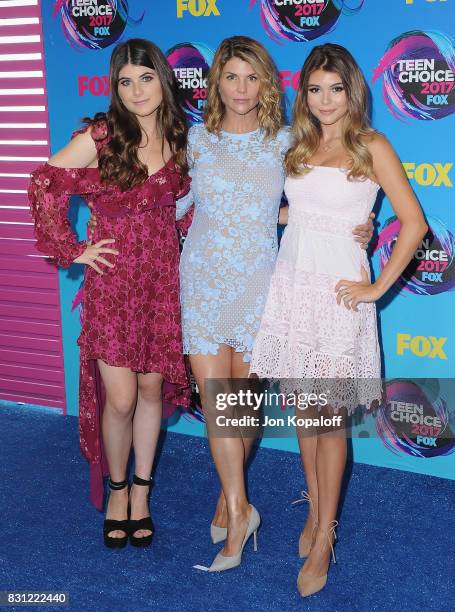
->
(41, 0, 454, 479)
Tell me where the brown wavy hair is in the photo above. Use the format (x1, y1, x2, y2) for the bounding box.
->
(205, 36, 283, 138)
(85, 38, 188, 191)
(285, 43, 376, 180)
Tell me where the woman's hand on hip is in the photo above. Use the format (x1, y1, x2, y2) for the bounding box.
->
(87, 202, 97, 244)
(335, 266, 382, 311)
(73, 239, 118, 275)
(352, 212, 375, 249)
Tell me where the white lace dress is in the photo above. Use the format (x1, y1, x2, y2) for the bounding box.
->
(250, 165, 383, 411)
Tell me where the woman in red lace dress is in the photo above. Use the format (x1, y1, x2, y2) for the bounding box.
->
(28, 39, 191, 548)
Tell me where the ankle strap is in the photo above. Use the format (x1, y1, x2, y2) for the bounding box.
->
(291, 490, 314, 516)
(132, 474, 152, 486)
(108, 478, 128, 491)
(319, 520, 339, 564)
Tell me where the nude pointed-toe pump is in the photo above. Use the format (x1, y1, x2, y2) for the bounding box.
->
(291, 490, 319, 558)
(208, 505, 260, 572)
(297, 520, 338, 598)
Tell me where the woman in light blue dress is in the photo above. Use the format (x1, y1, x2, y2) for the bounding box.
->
(179, 120, 290, 361)
(176, 36, 372, 572)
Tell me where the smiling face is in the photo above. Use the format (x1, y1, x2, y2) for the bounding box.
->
(117, 63, 163, 117)
(218, 57, 260, 118)
(306, 69, 348, 127)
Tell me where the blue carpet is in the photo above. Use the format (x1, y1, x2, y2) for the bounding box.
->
(0, 403, 454, 612)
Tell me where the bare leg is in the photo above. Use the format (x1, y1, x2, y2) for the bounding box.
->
(296, 410, 319, 547)
(130, 372, 164, 539)
(98, 360, 137, 538)
(190, 347, 251, 556)
(299, 420, 346, 578)
(212, 351, 257, 530)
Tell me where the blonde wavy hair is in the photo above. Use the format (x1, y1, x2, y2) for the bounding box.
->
(205, 36, 283, 138)
(285, 43, 376, 180)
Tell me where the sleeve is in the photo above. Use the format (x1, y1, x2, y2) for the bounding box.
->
(175, 170, 194, 235)
(175, 193, 194, 236)
(28, 162, 96, 268)
(175, 126, 196, 234)
(176, 188, 193, 221)
(280, 126, 293, 156)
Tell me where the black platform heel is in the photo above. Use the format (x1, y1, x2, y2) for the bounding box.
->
(103, 478, 129, 549)
(128, 475, 154, 548)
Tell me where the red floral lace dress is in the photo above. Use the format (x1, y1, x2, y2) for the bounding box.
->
(28, 121, 192, 508)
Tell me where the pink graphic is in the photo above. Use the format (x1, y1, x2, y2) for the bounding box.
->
(377, 380, 455, 458)
(372, 30, 455, 121)
(249, 0, 364, 44)
(374, 216, 455, 296)
(53, 0, 143, 50)
(167, 43, 213, 124)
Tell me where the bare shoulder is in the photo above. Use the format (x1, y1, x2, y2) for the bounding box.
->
(364, 132, 396, 159)
(48, 126, 98, 169)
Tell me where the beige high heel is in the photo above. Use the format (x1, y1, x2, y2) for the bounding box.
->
(211, 494, 228, 543)
(194, 505, 260, 572)
(297, 520, 338, 598)
(291, 490, 318, 558)
(210, 523, 227, 544)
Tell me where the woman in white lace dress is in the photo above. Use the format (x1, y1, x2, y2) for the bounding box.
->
(250, 44, 427, 597)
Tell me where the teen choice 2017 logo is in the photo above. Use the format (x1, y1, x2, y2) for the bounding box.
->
(372, 30, 455, 121)
(53, 0, 143, 50)
(377, 380, 455, 459)
(374, 216, 455, 296)
(249, 0, 364, 44)
(167, 42, 213, 124)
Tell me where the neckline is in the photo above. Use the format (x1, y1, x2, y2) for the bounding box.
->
(146, 156, 173, 178)
(46, 156, 173, 179)
(220, 127, 261, 138)
(307, 164, 380, 187)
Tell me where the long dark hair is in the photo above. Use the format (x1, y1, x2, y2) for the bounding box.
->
(86, 38, 188, 190)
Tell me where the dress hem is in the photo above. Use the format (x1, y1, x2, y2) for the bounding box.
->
(184, 339, 252, 362)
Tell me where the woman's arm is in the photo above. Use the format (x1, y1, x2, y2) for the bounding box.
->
(278, 203, 375, 249)
(29, 127, 118, 271)
(353, 213, 375, 250)
(278, 205, 288, 225)
(175, 190, 194, 236)
(48, 128, 98, 168)
(175, 189, 193, 221)
(176, 127, 196, 235)
(336, 134, 427, 310)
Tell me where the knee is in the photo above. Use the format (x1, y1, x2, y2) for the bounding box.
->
(198, 381, 232, 413)
(138, 376, 163, 404)
(317, 429, 347, 446)
(106, 393, 136, 419)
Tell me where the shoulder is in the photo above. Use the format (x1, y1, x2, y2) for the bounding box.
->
(188, 123, 207, 145)
(264, 125, 291, 156)
(363, 131, 395, 159)
(276, 125, 292, 150)
(48, 123, 100, 169)
(89, 118, 109, 143)
(71, 116, 109, 144)
(362, 132, 405, 185)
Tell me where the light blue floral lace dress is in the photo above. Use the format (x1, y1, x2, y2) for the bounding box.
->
(176, 124, 291, 362)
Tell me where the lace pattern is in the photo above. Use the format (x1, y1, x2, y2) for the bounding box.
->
(250, 166, 382, 411)
(179, 125, 291, 361)
(28, 121, 191, 507)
